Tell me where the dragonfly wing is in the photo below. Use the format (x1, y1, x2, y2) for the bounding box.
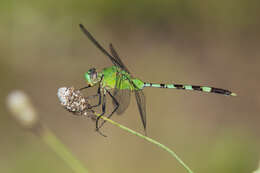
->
(113, 89, 131, 115)
(79, 24, 126, 70)
(109, 43, 146, 129)
(135, 90, 146, 131)
(112, 72, 131, 115)
(108, 44, 132, 114)
(109, 43, 130, 73)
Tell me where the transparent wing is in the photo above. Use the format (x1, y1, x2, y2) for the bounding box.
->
(109, 43, 130, 73)
(109, 43, 147, 130)
(79, 24, 125, 70)
(112, 69, 131, 115)
(135, 90, 146, 131)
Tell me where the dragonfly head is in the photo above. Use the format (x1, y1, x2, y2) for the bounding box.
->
(85, 68, 100, 86)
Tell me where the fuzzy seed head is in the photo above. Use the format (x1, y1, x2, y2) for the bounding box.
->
(57, 87, 94, 118)
(7, 91, 38, 128)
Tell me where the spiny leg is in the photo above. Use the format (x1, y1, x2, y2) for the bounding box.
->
(80, 75, 104, 108)
(79, 84, 92, 91)
(94, 91, 108, 137)
(80, 82, 107, 136)
(87, 85, 102, 108)
(98, 90, 119, 129)
(96, 91, 106, 130)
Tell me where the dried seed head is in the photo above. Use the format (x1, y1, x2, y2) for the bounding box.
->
(57, 87, 70, 106)
(7, 91, 39, 128)
(57, 87, 95, 118)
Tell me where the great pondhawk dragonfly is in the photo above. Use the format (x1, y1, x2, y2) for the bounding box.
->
(79, 24, 236, 134)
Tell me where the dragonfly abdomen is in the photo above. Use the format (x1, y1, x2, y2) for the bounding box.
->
(143, 83, 237, 96)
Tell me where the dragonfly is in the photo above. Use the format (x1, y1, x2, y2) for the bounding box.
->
(79, 24, 236, 134)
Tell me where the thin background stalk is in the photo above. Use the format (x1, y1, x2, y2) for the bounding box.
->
(42, 127, 89, 173)
(7, 91, 89, 173)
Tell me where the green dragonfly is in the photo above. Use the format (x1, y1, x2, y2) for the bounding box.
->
(79, 24, 236, 133)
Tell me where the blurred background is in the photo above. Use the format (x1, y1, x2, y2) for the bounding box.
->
(1, 0, 260, 172)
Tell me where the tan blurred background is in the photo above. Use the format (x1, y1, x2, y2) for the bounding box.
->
(1, 0, 260, 173)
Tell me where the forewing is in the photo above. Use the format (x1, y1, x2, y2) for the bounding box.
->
(135, 90, 146, 131)
(109, 43, 130, 73)
(112, 72, 131, 115)
(79, 24, 125, 70)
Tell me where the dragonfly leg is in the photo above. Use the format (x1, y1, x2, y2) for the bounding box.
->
(95, 91, 108, 137)
(87, 85, 102, 108)
(96, 91, 106, 131)
(84, 75, 104, 108)
(79, 84, 92, 91)
(98, 90, 119, 129)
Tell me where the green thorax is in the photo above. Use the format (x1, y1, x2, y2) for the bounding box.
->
(100, 66, 144, 90)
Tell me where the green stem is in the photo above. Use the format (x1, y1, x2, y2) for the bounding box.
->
(41, 127, 89, 173)
(99, 115, 194, 173)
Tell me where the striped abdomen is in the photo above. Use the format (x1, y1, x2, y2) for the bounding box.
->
(143, 83, 236, 96)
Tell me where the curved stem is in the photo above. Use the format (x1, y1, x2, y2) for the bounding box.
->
(98, 115, 194, 173)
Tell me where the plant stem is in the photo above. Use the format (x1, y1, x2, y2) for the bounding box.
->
(98, 115, 194, 173)
(42, 127, 89, 173)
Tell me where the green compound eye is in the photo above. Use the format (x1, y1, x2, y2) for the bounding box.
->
(84, 72, 91, 83)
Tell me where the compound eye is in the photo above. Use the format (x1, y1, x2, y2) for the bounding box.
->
(88, 68, 96, 74)
(88, 68, 97, 80)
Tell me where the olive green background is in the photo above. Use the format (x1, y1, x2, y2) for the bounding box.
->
(1, 0, 260, 173)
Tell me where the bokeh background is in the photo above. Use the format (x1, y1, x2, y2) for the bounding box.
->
(1, 0, 260, 173)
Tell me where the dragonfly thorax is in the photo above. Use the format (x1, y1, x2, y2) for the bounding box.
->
(99, 66, 145, 90)
(85, 66, 140, 90)
(85, 68, 102, 86)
